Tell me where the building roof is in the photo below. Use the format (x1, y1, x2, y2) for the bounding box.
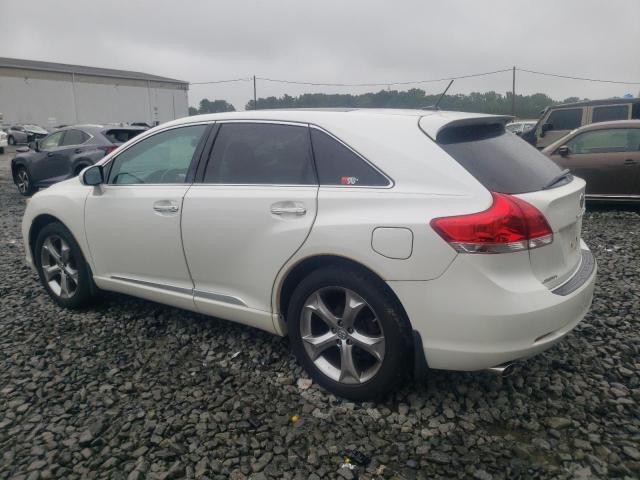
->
(0, 57, 187, 85)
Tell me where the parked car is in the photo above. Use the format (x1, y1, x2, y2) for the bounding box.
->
(506, 120, 537, 136)
(0, 129, 7, 154)
(542, 120, 640, 201)
(6, 124, 49, 145)
(11, 124, 146, 196)
(522, 97, 640, 149)
(21, 110, 596, 400)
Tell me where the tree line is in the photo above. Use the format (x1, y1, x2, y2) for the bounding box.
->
(190, 89, 588, 119)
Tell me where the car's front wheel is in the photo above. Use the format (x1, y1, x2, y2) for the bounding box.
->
(15, 167, 35, 196)
(287, 265, 414, 400)
(8, 135, 15, 145)
(35, 223, 95, 309)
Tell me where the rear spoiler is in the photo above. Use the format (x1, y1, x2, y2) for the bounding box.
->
(419, 113, 513, 141)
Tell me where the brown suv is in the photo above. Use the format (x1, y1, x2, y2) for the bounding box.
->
(542, 120, 640, 201)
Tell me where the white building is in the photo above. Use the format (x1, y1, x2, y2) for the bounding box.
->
(0, 57, 189, 128)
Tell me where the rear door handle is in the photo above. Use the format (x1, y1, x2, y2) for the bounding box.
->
(47, 152, 54, 157)
(624, 158, 638, 165)
(153, 200, 179, 214)
(271, 201, 306, 216)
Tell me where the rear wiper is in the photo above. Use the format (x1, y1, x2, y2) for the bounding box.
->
(543, 169, 571, 190)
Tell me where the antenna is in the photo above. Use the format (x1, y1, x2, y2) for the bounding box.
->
(424, 79, 455, 110)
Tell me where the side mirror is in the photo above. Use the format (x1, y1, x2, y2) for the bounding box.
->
(15, 146, 30, 153)
(557, 145, 570, 157)
(82, 165, 104, 186)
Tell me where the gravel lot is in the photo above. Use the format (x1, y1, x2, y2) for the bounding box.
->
(1, 147, 639, 480)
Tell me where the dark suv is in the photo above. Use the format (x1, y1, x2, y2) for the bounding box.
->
(11, 124, 146, 196)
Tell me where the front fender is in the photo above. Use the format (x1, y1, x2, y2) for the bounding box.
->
(22, 180, 93, 272)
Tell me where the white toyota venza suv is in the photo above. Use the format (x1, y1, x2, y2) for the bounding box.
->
(22, 109, 596, 400)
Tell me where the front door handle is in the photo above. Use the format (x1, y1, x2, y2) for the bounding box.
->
(47, 152, 54, 157)
(271, 201, 306, 216)
(623, 158, 638, 165)
(153, 200, 179, 214)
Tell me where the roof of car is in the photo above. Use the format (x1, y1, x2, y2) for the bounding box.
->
(163, 108, 512, 138)
(571, 119, 640, 132)
(550, 97, 640, 109)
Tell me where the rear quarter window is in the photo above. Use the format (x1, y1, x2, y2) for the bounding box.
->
(591, 105, 629, 123)
(437, 123, 564, 194)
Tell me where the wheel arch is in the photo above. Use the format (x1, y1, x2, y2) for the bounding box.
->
(29, 214, 65, 261)
(275, 254, 410, 334)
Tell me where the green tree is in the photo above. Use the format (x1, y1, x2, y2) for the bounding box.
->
(242, 89, 586, 119)
(188, 106, 199, 116)
(197, 99, 236, 114)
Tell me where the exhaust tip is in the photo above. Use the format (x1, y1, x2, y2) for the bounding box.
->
(486, 362, 519, 377)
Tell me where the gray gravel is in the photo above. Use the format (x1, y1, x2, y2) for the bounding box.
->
(1, 149, 639, 479)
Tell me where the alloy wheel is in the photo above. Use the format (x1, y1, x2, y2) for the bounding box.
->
(300, 287, 385, 384)
(40, 235, 79, 299)
(16, 170, 30, 194)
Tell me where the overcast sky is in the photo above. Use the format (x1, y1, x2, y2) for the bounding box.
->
(2, 0, 639, 111)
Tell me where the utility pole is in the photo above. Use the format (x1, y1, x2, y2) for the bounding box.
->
(253, 75, 257, 110)
(511, 66, 516, 118)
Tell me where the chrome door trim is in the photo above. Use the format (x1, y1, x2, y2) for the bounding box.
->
(110, 276, 248, 307)
(193, 289, 247, 307)
(110, 275, 192, 295)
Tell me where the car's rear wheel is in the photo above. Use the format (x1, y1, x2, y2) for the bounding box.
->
(15, 167, 35, 196)
(35, 223, 95, 309)
(8, 135, 15, 146)
(287, 265, 413, 400)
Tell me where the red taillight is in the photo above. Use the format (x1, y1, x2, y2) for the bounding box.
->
(102, 145, 117, 155)
(430, 192, 553, 254)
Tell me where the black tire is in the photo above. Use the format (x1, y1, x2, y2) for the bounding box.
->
(0, 147, 4, 154)
(287, 265, 414, 401)
(34, 222, 95, 309)
(15, 166, 36, 196)
(8, 135, 15, 146)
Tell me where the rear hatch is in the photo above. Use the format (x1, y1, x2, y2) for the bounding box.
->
(423, 117, 584, 290)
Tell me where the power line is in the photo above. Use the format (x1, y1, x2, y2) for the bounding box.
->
(190, 77, 252, 85)
(255, 68, 512, 87)
(517, 68, 640, 85)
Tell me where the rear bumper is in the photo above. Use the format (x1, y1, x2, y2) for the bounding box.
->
(390, 243, 596, 371)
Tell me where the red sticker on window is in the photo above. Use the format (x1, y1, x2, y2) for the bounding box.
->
(341, 176, 358, 185)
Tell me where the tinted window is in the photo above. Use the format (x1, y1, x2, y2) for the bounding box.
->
(40, 131, 64, 150)
(546, 109, 582, 131)
(592, 105, 629, 123)
(108, 125, 206, 184)
(13, 126, 24, 131)
(633, 103, 640, 120)
(204, 123, 315, 185)
(566, 128, 640, 154)
(61, 129, 89, 146)
(104, 129, 144, 144)
(310, 129, 389, 186)
(437, 123, 563, 194)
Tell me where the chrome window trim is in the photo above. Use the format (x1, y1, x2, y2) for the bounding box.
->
(103, 121, 213, 186)
(197, 119, 394, 189)
(308, 123, 394, 189)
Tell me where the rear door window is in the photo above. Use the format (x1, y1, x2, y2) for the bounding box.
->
(546, 109, 582, 131)
(592, 105, 629, 123)
(60, 129, 89, 146)
(310, 129, 390, 186)
(437, 123, 564, 194)
(204, 123, 316, 185)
